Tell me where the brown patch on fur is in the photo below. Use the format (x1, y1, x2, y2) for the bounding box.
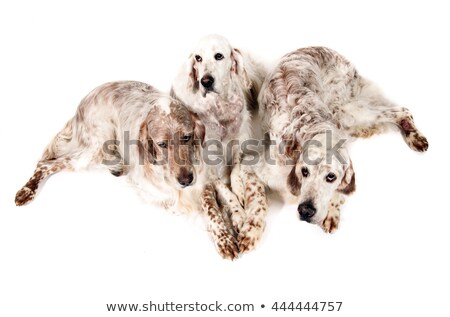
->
(350, 126, 379, 138)
(287, 166, 301, 196)
(338, 163, 356, 195)
(187, 55, 199, 93)
(400, 118, 414, 136)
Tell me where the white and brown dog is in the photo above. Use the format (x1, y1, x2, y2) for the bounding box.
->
(15, 81, 207, 212)
(171, 35, 267, 258)
(236, 46, 429, 252)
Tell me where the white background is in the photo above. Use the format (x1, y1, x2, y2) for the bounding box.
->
(1, 1, 448, 316)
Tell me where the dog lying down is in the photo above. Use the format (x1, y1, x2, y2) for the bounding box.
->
(235, 46, 429, 253)
(15, 81, 222, 226)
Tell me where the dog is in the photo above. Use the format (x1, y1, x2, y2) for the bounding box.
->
(171, 35, 267, 258)
(15, 81, 207, 215)
(235, 46, 429, 252)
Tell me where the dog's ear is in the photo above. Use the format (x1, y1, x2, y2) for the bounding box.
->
(287, 165, 301, 196)
(186, 54, 199, 93)
(337, 160, 356, 195)
(191, 112, 205, 147)
(231, 48, 251, 90)
(282, 133, 300, 162)
(139, 121, 156, 163)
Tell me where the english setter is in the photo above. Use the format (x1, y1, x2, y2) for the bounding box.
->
(15, 81, 207, 215)
(171, 35, 267, 258)
(236, 46, 429, 252)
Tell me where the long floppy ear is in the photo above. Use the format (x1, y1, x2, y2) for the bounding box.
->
(231, 48, 251, 90)
(139, 121, 156, 164)
(281, 133, 300, 162)
(287, 165, 301, 196)
(191, 112, 205, 147)
(186, 54, 199, 93)
(337, 160, 356, 195)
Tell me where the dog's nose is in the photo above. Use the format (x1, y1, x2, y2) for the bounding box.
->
(298, 201, 317, 222)
(178, 172, 194, 187)
(200, 75, 214, 88)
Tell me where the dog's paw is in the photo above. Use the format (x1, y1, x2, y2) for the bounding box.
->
(15, 187, 35, 206)
(237, 217, 265, 254)
(215, 232, 239, 260)
(400, 119, 428, 152)
(321, 213, 340, 233)
(405, 131, 429, 152)
(211, 226, 239, 260)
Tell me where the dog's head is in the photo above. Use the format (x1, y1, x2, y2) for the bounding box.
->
(286, 131, 356, 226)
(139, 97, 205, 189)
(186, 34, 250, 97)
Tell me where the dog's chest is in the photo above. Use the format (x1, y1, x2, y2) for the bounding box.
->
(198, 93, 245, 141)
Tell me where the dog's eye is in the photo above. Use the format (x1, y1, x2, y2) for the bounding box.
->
(326, 173, 337, 183)
(301, 167, 309, 177)
(157, 141, 168, 149)
(180, 134, 192, 143)
(214, 53, 224, 61)
(195, 55, 202, 62)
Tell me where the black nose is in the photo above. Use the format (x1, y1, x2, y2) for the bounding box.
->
(200, 75, 214, 88)
(298, 201, 316, 222)
(178, 172, 194, 187)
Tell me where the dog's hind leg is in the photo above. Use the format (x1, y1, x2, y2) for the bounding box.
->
(15, 157, 73, 206)
(15, 119, 78, 206)
(340, 81, 428, 152)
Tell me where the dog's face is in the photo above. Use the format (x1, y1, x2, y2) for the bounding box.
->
(286, 133, 356, 225)
(187, 34, 249, 97)
(139, 99, 205, 189)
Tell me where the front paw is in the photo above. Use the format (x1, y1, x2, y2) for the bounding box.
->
(213, 230, 239, 260)
(321, 213, 340, 233)
(237, 217, 265, 253)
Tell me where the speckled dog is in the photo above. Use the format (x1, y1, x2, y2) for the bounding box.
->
(15, 81, 207, 211)
(171, 35, 267, 259)
(236, 47, 428, 252)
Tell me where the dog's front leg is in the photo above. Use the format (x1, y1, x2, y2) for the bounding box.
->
(230, 152, 245, 206)
(237, 170, 269, 254)
(201, 183, 239, 260)
(213, 179, 246, 234)
(321, 193, 346, 233)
